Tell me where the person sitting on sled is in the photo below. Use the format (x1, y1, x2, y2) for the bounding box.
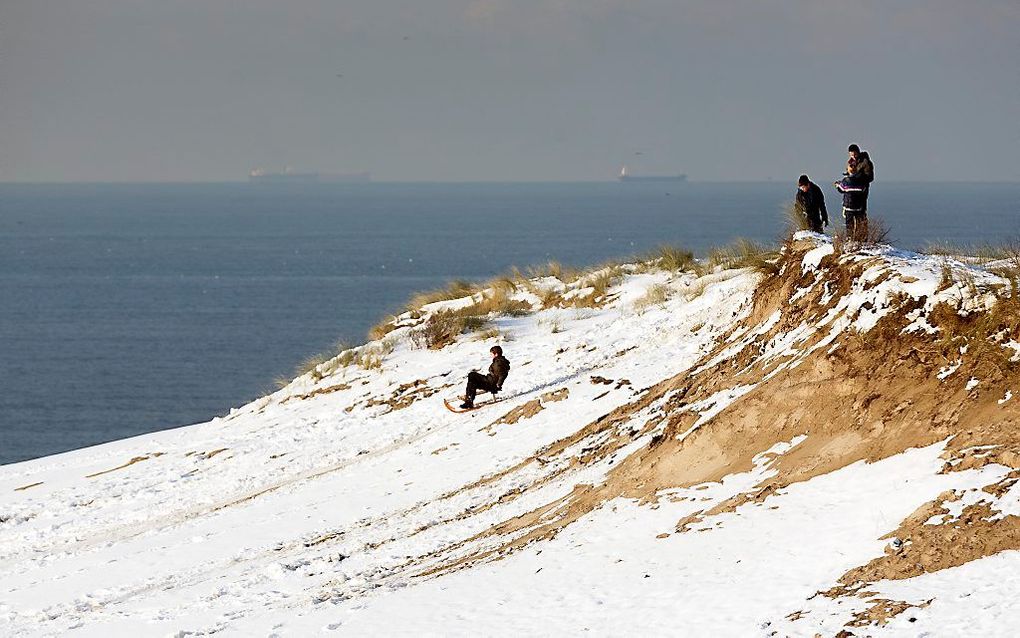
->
(461, 345, 510, 409)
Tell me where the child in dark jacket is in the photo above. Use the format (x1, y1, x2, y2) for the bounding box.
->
(834, 160, 869, 241)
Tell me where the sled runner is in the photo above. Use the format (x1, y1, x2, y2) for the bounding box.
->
(443, 395, 506, 413)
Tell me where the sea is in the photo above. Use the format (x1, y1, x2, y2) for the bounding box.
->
(2, 181, 1019, 465)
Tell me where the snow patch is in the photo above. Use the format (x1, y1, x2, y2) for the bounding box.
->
(801, 243, 835, 272)
(938, 361, 961, 380)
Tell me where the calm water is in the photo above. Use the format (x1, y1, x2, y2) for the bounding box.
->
(2, 181, 1018, 464)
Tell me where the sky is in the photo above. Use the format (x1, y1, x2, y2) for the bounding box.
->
(1, 0, 1019, 182)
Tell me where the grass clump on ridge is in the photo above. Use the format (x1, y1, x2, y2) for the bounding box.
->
(405, 280, 481, 313)
(559, 266, 625, 309)
(708, 238, 780, 276)
(279, 338, 397, 387)
(291, 341, 350, 384)
(634, 283, 672, 313)
(926, 240, 1020, 267)
(636, 245, 696, 273)
(409, 311, 489, 350)
(784, 202, 812, 233)
(831, 216, 893, 250)
(527, 261, 584, 283)
(988, 242, 1020, 300)
(366, 238, 778, 344)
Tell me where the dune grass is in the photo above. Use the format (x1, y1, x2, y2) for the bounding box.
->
(784, 202, 812, 233)
(706, 238, 780, 276)
(634, 283, 672, 313)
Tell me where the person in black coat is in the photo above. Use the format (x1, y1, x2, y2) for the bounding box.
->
(462, 345, 510, 409)
(795, 174, 828, 233)
(847, 144, 875, 213)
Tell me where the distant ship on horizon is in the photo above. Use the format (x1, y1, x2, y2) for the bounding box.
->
(248, 167, 371, 183)
(617, 165, 686, 183)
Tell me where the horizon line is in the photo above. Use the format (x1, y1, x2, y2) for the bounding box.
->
(3, 179, 1020, 186)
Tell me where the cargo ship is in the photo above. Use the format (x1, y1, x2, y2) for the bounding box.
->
(248, 168, 371, 183)
(618, 165, 686, 182)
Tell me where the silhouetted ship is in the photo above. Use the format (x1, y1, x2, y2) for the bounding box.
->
(618, 165, 686, 182)
(248, 168, 371, 183)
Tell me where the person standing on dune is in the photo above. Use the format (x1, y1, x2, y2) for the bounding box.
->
(847, 144, 875, 213)
(835, 158, 869, 241)
(795, 174, 829, 233)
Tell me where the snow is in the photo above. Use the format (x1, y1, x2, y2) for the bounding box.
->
(268, 441, 997, 637)
(938, 361, 962, 380)
(801, 241, 835, 272)
(2, 237, 1018, 636)
(857, 552, 1020, 636)
(1005, 341, 1020, 362)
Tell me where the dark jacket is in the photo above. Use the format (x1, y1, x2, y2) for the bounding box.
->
(795, 182, 828, 224)
(855, 151, 875, 185)
(836, 173, 868, 212)
(487, 355, 510, 390)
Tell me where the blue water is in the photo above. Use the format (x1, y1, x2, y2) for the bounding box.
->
(2, 181, 1018, 464)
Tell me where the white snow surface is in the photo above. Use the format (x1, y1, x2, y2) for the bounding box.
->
(2, 240, 1019, 636)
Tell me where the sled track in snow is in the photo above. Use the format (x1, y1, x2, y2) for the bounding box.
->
(0, 416, 465, 566)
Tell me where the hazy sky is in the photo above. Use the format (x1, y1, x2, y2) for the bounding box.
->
(2, 0, 1019, 182)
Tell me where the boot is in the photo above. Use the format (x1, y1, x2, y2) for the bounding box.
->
(460, 401, 474, 410)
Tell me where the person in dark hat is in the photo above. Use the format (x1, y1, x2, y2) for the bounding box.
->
(795, 174, 829, 233)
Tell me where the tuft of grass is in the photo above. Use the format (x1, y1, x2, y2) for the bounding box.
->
(585, 267, 623, 297)
(408, 311, 490, 350)
(528, 261, 580, 282)
(926, 241, 971, 257)
(486, 276, 519, 295)
(708, 238, 779, 275)
(682, 277, 711, 301)
(830, 229, 844, 255)
(474, 327, 503, 341)
(634, 283, 672, 313)
(471, 285, 533, 316)
(938, 260, 956, 292)
(287, 338, 361, 383)
(837, 215, 892, 246)
(409, 313, 457, 350)
(537, 287, 565, 309)
(987, 241, 1020, 300)
(357, 351, 383, 370)
(336, 348, 357, 368)
(406, 279, 481, 312)
(461, 315, 488, 332)
(296, 352, 331, 380)
(927, 240, 1020, 280)
(642, 245, 695, 273)
(554, 266, 625, 309)
(367, 317, 399, 341)
(784, 201, 812, 232)
(861, 216, 892, 245)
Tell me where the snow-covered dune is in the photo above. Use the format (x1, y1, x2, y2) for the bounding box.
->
(2, 234, 1020, 636)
